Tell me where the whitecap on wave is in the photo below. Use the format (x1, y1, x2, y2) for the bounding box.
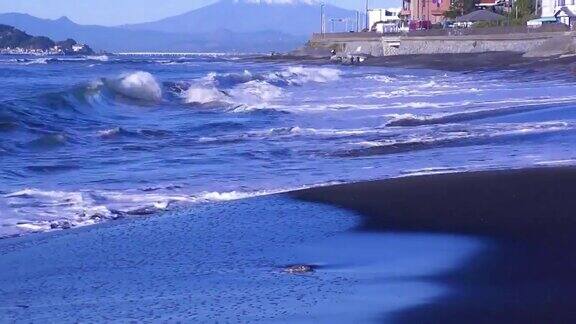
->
(178, 66, 341, 109)
(104, 71, 162, 102)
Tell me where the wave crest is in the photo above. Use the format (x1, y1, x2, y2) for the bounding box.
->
(104, 71, 162, 102)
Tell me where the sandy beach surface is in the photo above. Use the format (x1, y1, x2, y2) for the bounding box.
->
(293, 166, 576, 323)
(1, 166, 574, 322)
(0, 192, 481, 323)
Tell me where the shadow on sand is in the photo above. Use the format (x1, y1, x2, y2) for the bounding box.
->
(292, 167, 576, 323)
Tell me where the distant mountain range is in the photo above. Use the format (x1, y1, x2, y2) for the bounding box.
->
(0, 0, 358, 52)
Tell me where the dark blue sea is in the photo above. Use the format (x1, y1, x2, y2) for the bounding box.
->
(1, 54, 576, 236)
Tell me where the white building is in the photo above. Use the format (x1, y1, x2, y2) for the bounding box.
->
(367, 8, 402, 33)
(72, 44, 86, 52)
(540, 0, 576, 27)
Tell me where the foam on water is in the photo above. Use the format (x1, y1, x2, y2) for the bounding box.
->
(2, 184, 337, 237)
(105, 71, 162, 102)
(183, 85, 230, 104)
(2, 55, 576, 238)
(179, 66, 340, 108)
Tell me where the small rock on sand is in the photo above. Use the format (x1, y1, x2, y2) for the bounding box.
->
(282, 264, 315, 274)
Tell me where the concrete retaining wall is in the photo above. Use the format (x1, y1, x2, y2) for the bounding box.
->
(398, 38, 546, 54)
(397, 33, 569, 55)
(308, 31, 575, 57)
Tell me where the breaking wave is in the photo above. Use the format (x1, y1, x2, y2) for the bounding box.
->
(103, 71, 162, 102)
(178, 66, 340, 108)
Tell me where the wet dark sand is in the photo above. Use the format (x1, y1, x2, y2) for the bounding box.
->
(364, 51, 576, 72)
(256, 51, 576, 73)
(291, 167, 576, 323)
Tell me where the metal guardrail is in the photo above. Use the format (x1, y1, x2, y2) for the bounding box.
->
(311, 32, 389, 41)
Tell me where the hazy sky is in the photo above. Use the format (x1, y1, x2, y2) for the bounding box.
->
(0, 0, 395, 26)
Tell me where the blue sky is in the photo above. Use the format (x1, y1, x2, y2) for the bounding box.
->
(0, 0, 395, 26)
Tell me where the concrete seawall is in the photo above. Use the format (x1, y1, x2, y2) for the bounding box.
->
(308, 31, 576, 57)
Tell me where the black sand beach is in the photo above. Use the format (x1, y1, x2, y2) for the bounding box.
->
(260, 51, 576, 73)
(363, 52, 576, 72)
(292, 167, 576, 323)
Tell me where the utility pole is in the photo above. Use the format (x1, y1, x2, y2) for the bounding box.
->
(356, 11, 360, 32)
(365, 0, 369, 31)
(320, 3, 325, 35)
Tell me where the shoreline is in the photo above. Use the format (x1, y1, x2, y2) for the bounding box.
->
(363, 51, 576, 72)
(2, 166, 576, 321)
(291, 166, 576, 322)
(258, 51, 576, 72)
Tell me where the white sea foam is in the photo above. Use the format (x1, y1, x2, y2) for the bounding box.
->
(267, 66, 341, 85)
(182, 79, 283, 107)
(399, 166, 468, 177)
(19, 57, 50, 65)
(229, 80, 284, 103)
(106, 71, 162, 102)
(97, 127, 122, 138)
(365, 75, 396, 83)
(178, 66, 340, 109)
(183, 86, 229, 104)
(87, 55, 109, 62)
(1, 181, 350, 238)
(535, 159, 576, 166)
(354, 121, 574, 150)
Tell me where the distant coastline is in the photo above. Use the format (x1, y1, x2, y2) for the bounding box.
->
(0, 24, 94, 56)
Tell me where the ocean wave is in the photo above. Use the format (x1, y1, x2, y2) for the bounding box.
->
(103, 71, 162, 102)
(177, 66, 340, 109)
(196, 125, 384, 145)
(23, 134, 67, 150)
(181, 78, 284, 108)
(385, 97, 576, 127)
(369, 87, 481, 99)
(199, 66, 341, 87)
(7, 55, 111, 66)
(96, 127, 171, 139)
(183, 85, 231, 105)
(365, 75, 396, 83)
(228, 80, 284, 103)
(266, 66, 342, 85)
(86, 55, 109, 62)
(341, 121, 574, 157)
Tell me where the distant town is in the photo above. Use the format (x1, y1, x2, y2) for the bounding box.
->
(306, 0, 574, 61)
(324, 0, 570, 33)
(0, 24, 94, 55)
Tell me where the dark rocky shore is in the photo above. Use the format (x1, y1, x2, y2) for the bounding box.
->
(292, 167, 576, 323)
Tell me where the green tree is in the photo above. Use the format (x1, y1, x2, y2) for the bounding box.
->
(511, 0, 535, 20)
(444, 0, 478, 19)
